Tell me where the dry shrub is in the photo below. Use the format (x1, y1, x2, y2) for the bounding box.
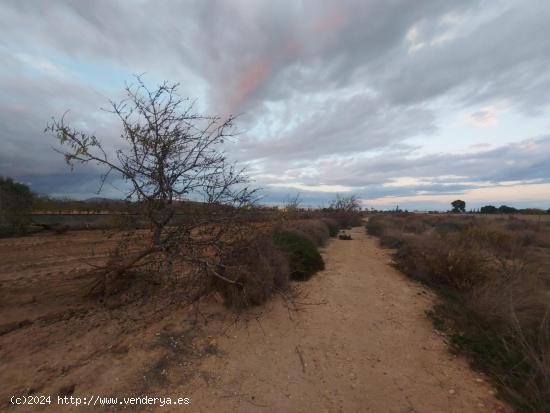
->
(533, 231, 550, 249)
(379, 234, 402, 248)
(327, 211, 362, 228)
(367, 214, 429, 238)
(469, 269, 549, 336)
(215, 233, 290, 308)
(403, 218, 430, 234)
(433, 218, 474, 235)
(463, 226, 517, 254)
(366, 217, 385, 237)
(379, 227, 411, 249)
(454, 268, 550, 411)
(518, 230, 537, 247)
(321, 218, 340, 237)
(394, 233, 489, 291)
(215, 220, 330, 307)
(293, 220, 331, 247)
(90, 226, 292, 309)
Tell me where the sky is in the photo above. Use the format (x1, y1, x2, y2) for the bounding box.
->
(1, 0, 549, 210)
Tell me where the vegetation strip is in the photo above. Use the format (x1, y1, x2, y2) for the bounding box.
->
(366, 213, 550, 413)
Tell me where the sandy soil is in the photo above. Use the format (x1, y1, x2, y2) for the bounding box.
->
(0, 226, 510, 412)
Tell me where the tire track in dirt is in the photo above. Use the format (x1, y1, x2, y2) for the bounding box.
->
(182, 226, 511, 413)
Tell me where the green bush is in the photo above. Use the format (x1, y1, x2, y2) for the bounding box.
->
(272, 230, 325, 281)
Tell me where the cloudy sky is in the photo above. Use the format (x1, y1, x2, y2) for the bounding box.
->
(1, 0, 549, 210)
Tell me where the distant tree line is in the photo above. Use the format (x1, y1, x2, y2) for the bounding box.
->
(451, 200, 549, 215)
(478, 205, 550, 214)
(0, 176, 34, 235)
(365, 200, 549, 215)
(33, 195, 135, 214)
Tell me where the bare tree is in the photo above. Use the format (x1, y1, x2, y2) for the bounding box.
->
(326, 194, 362, 228)
(329, 194, 361, 212)
(284, 193, 302, 210)
(281, 193, 302, 221)
(46, 76, 257, 298)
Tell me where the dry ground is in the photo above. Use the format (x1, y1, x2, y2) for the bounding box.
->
(0, 227, 510, 412)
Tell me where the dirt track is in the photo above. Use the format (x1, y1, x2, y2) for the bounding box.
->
(184, 226, 510, 412)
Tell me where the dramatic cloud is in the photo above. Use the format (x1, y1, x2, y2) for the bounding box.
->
(1, 0, 549, 208)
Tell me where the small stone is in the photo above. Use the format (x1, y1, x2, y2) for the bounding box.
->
(448, 389, 456, 395)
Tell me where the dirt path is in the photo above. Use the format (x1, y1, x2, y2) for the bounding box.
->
(183, 226, 510, 412)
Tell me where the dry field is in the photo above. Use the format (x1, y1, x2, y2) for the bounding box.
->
(0, 230, 207, 410)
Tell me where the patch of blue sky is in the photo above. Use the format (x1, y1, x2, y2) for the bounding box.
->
(405, 103, 550, 156)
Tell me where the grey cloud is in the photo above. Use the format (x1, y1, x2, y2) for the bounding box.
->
(2, 1, 548, 114)
(238, 94, 436, 161)
(0, 0, 483, 112)
(0, 66, 118, 177)
(334, 136, 550, 187)
(256, 136, 550, 192)
(376, 3, 550, 111)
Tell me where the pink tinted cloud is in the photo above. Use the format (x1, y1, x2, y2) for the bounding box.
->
(226, 9, 346, 113)
(226, 39, 299, 113)
(311, 9, 346, 33)
(228, 59, 271, 113)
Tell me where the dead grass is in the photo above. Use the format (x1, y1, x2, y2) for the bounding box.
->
(366, 213, 550, 412)
(215, 233, 290, 308)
